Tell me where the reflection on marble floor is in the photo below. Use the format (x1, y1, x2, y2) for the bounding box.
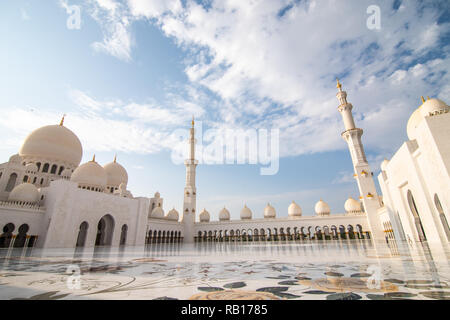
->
(0, 240, 449, 300)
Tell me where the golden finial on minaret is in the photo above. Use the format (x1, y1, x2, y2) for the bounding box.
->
(91, 154, 96, 162)
(59, 114, 66, 126)
(191, 115, 195, 127)
(421, 96, 425, 103)
(113, 154, 117, 163)
(336, 78, 342, 91)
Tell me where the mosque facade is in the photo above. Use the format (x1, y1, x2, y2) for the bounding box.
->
(0, 83, 448, 249)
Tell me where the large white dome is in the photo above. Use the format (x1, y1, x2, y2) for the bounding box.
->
(199, 208, 210, 222)
(103, 157, 128, 187)
(19, 122, 83, 167)
(8, 182, 39, 203)
(288, 201, 302, 217)
(71, 156, 107, 190)
(219, 207, 230, 221)
(315, 199, 330, 216)
(264, 203, 276, 218)
(240, 205, 252, 220)
(344, 197, 362, 213)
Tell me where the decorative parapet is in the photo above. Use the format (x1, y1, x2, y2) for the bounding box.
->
(0, 200, 45, 212)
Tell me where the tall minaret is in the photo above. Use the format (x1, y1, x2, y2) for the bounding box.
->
(182, 116, 198, 243)
(336, 79, 384, 241)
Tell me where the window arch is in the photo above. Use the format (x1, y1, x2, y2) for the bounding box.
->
(5, 173, 17, 192)
(42, 163, 49, 173)
(407, 190, 426, 241)
(58, 166, 65, 175)
(76, 222, 89, 247)
(434, 194, 450, 241)
(50, 164, 57, 174)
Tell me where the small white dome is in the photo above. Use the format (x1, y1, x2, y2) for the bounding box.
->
(288, 201, 302, 217)
(8, 182, 39, 203)
(25, 163, 38, 173)
(344, 197, 362, 213)
(151, 206, 164, 219)
(219, 207, 230, 221)
(264, 203, 276, 218)
(199, 208, 210, 222)
(240, 204, 252, 220)
(407, 98, 449, 140)
(419, 98, 448, 117)
(165, 208, 179, 221)
(154, 191, 160, 198)
(315, 199, 330, 216)
(103, 157, 128, 187)
(71, 157, 107, 190)
(9, 154, 22, 164)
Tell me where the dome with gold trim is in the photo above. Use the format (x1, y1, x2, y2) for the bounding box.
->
(70, 155, 107, 191)
(315, 199, 330, 216)
(103, 155, 128, 188)
(264, 203, 276, 218)
(407, 97, 449, 140)
(288, 201, 302, 217)
(240, 204, 252, 220)
(199, 208, 210, 222)
(19, 116, 83, 168)
(219, 207, 230, 221)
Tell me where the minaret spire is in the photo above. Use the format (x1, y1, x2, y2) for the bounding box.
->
(336, 80, 384, 241)
(182, 117, 198, 243)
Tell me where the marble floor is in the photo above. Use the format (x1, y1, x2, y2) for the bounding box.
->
(0, 240, 449, 300)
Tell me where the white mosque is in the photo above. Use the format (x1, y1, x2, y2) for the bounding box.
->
(0, 81, 448, 249)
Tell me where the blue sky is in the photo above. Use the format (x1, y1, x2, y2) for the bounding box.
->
(0, 0, 449, 220)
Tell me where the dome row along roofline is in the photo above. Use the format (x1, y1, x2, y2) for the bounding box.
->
(198, 198, 362, 222)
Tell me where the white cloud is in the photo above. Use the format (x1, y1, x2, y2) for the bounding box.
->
(88, 0, 134, 62)
(82, 0, 450, 159)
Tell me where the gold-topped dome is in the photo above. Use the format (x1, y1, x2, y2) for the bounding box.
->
(70, 156, 107, 190)
(19, 117, 83, 167)
(103, 156, 128, 187)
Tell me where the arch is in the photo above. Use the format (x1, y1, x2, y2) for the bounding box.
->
(331, 225, 337, 239)
(23, 175, 29, 183)
(147, 229, 152, 243)
(14, 224, 29, 248)
(5, 173, 17, 192)
(120, 224, 128, 246)
(307, 226, 313, 239)
(95, 214, 115, 246)
(339, 225, 346, 239)
(0, 223, 15, 248)
(407, 190, 426, 241)
(76, 221, 89, 247)
(356, 224, 364, 239)
(42, 163, 49, 173)
(36, 162, 41, 171)
(50, 164, 57, 174)
(58, 166, 65, 175)
(434, 194, 450, 241)
(347, 225, 355, 239)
